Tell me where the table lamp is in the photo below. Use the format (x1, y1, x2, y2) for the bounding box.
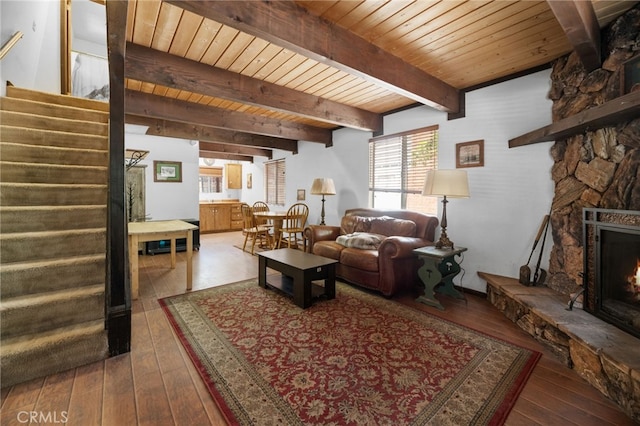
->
(310, 178, 336, 225)
(422, 170, 469, 249)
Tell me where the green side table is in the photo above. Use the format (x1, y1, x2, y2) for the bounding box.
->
(413, 246, 467, 310)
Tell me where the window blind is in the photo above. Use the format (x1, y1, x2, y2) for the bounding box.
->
(265, 159, 286, 205)
(369, 125, 439, 213)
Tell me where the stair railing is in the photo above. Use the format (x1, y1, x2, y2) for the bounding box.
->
(0, 31, 24, 60)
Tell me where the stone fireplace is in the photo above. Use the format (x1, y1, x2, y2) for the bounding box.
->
(583, 209, 640, 339)
(484, 6, 640, 422)
(547, 5, 640, 301)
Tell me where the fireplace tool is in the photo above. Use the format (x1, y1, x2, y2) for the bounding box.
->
(532, 213, 551, 285)
(519, 215, 549, 285)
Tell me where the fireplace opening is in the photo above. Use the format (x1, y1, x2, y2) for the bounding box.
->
(597, 227, 640, 338)
(583, 208, 640, 340)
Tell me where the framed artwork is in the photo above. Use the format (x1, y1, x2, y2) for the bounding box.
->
(247, 173, 253, 189)
(621, 55, 640, 95)
(297, 189, 306, 201)
(154, 161, 182, 182)
(456, 140, 484, 168)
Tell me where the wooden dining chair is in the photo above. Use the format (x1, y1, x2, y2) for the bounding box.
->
(276, 203, 309, 249)
(241, 204, 272, 254)
(252, 201, 271, 227)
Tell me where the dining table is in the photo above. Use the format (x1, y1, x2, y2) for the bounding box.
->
(252, 210, 287, 248)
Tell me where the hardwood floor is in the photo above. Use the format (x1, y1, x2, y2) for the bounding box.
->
(1, 231, 634, 425)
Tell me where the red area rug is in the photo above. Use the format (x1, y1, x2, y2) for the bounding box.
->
(160, 280, 540, 425)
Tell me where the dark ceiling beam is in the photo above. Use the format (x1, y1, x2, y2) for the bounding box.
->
(125, 90, 332, 145)
(125, 43, 381, 132)
(547, 0, 601, 71)
(125, 115, 299, 153)
(199, 141, 272, 159)
(199, 151, 253, 162)
(166, 0, 459, 113)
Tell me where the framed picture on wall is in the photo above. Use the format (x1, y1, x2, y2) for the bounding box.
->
(456, 140, 484, 168)
(154, 161, 182, 182)
(297, 189, 306, 201)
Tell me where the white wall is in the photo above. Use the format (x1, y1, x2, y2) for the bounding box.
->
(0, 0, 61, 96)
(125, 133, 200, 221)
(264, 127, 371, 226)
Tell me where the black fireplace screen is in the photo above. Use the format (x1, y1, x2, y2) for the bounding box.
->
(583, 209, 640, 339)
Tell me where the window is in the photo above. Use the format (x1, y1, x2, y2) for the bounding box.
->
(369, 125, 439, 214)
(265, 159, 286, 205)
(199, 167, 222, 194)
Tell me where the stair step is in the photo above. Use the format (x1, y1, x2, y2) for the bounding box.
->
(0, 228, 106, 263)
(1, 285, 105, 339)
(0, 161, 107, 184)
(0, 206, 106, 233)
(0, 254, 105, 298)
(0, 125, 108, 150)
(0, 320, 108, 388)
(0, 97, 108, 123)
(0, 183, 107, 206)
(6, 86, 109, 112)
(0, 142, 108, 166)
(0, 111, 108, 136)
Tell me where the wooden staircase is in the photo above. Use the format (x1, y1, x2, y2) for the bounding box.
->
(0, 86, 110, 387)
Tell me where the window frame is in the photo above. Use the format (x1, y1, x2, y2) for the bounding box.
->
(368, 125, 439, 213)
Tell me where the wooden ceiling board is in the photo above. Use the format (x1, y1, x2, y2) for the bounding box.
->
(201, 25, 240, 66)
(214, 31, 256, 70)
(401, 1, 522, 60)
(184, 19, 222, 62)
(130, 0, 160, 46)
(250, 47, 297, 81)
(125, 0, 137, 42)
(242, 43, 286, 78)
(150, 2, 182, 51)
(227, 37, 271, 74)
(167, 10, 203, 56)
(332, 0, 390, 29)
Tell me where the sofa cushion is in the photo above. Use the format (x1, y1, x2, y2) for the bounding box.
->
(336, 232, 386, 250)
(340, 247, 379, 272)
(340, 215, 373, 235)
(369, 216, 416, 237)
(312, 241, 343, 260)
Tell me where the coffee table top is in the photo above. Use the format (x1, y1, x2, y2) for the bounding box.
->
(258, 248, 337, 269)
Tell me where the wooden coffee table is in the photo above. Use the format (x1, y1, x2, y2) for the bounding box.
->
(258, 248, 338, 309)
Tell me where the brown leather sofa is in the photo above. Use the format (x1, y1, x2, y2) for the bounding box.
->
(304, 208, 438, 297)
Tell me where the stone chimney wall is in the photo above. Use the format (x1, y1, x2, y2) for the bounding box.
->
(547, 6, 640, 295)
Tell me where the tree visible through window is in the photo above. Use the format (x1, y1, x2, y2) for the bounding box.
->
(369, 125, 439, 214)
(265, 159, 286, 205)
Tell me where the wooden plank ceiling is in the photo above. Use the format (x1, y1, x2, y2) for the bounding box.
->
(120, 0, 638, 161)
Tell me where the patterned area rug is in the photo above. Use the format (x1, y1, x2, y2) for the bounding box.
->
(160, 280, 540, 425)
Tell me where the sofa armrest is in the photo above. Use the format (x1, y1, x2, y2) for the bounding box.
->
(379, 236, 431, 259)
(304, 225, 341, 252)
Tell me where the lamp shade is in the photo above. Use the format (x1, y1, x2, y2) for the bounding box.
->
(422, 170, 470, 198)
(310, 178, 336, 195)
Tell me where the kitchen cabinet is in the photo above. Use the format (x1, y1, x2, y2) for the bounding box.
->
(199, 202, 244, 233)
(225, 164, 242, 189)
